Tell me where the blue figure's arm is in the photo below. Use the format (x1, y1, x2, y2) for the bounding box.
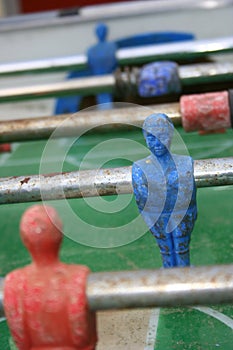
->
(132, 162, 148, 212)
(189, 173, 198, 221)
(115, 31, 194, 48)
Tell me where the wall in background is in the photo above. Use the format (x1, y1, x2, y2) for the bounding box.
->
(20, 0, 128, 13)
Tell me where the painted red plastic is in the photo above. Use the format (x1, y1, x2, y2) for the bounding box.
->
(180, 91, 231, 132)
(4, 205, 97, 350)
(0, 143, 11, 152)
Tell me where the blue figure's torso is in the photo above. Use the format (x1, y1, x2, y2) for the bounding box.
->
(132, 153, 197, 267)
(87, 41, 118, 75)
(133, 154, 196, 217)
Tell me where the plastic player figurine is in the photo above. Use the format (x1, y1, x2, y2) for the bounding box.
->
(4, 205, 97, 350)
(138, 61, 181, 97)
(0, 143, 11, 153)
(132, 113, 197, 268)
(87, 22, 118, 107)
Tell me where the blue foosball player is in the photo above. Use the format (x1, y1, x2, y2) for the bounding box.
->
(54, 23, 194, 114)
(132, 113, 197, 268)
(87, 22, 118, 108)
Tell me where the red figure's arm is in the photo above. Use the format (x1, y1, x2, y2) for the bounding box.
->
(4, 270, 30, 350)
(67, 265, 97, 349)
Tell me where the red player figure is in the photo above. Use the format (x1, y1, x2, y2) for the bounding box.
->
(0, 143, 11, 152)
(3, 205, 97, 350)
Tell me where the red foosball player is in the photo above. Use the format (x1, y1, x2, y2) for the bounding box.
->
(0, 143, 11, 153)
(3, 205, 97, 350)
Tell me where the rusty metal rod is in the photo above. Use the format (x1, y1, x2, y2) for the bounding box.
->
(0, 103, 181, 143)
(0, 264, 233, 317)
(0, 36, 232, 77)
(0, 157, 233, 205)
(0, 61, 232, 103)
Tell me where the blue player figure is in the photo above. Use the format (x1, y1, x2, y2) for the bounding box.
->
(132, 113, 197, 268)
(87, 22, 118, 108)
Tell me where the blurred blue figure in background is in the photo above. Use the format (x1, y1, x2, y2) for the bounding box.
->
(54, 25, 194, 114)
(55, 23, 117, 114)
(138, 61, 181, 97)
(132, 113, 197, 268)
(54, 69, 92, 114)
(87, 22, 118, 108)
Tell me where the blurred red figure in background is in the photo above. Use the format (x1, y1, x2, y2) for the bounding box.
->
(0, 143, 11, 152)
(4, 205, 97, 350)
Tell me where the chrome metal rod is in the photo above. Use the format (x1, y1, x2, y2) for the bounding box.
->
(0, 157, 233, 204)
(179, 61, 233, 85)
(0, 103, 181, 143)
(88, 264, 233, 310)
(82, 0, 233, 20)
(118, 36, 233, 66)
(0, 264, 233, 317)
(0, 37, 232, 76)
(0, 61, 233, 103)
(0, 75, 115, 103)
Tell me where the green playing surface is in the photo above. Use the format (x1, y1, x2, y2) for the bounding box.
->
(0, 126, 233, 349)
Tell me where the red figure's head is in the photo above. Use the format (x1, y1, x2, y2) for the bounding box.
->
(20, 205, 63, 265)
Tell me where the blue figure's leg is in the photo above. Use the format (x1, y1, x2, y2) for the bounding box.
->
(172, 227, 191, 267)
(96, 93, 113, 110)
(54, 95, 82, 115)
(150, 227, 176, 268)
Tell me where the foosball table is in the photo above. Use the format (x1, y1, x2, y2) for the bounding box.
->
(0, 1, 233, 349)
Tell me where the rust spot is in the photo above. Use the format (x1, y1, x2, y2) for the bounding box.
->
(43, 172, 60, 178)
(104, 169, 111, 176)
(43, 171, 69, 178)
(20, 177, 30, 185)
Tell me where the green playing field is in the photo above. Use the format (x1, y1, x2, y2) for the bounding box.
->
(0, 126, 233, 349)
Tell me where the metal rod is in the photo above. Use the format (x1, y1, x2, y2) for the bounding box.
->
(0, 103, 181, 143)
(179, 61, 233, 85)
(0, 75, 116, 103)
(0, 264, 233, 317)
(118, 36, 233, 66)
(0, 37, 232, 77)
(82, 0, 233, 21)
(0, 61, 233, 103)
(88, 264, 233, 310)
(0, 157, 233, 205)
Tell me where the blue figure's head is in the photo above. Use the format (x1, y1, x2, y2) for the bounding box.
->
(143, 113, 174, 157)
(95, 23, 108, 42)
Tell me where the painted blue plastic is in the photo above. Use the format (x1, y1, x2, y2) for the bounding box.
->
(54, 70, 91, 114)
(138, 61, 181, 97)
(87, 23, 118, 75)
(115, 31, 194, 48)
(54, 24, 194, 114)
(55, 23, 117, 114)
(132, 113, 197, 268)
(87, 22, 118, 108)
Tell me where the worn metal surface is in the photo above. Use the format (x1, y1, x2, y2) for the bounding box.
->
(0, 37, 232, 77)
(0, 103, 181, 143)
(0, 61, 233, 102)
(0, 264, 233, 317)
(194, 157, 233, 187)
(0, 167, 132, 204)
(0, 158, 233, 204)
(0, 75, 115, 103)
(88, 264, 233, 310)
(179, 61, 233, 85)
(115, 36, 233, 65)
